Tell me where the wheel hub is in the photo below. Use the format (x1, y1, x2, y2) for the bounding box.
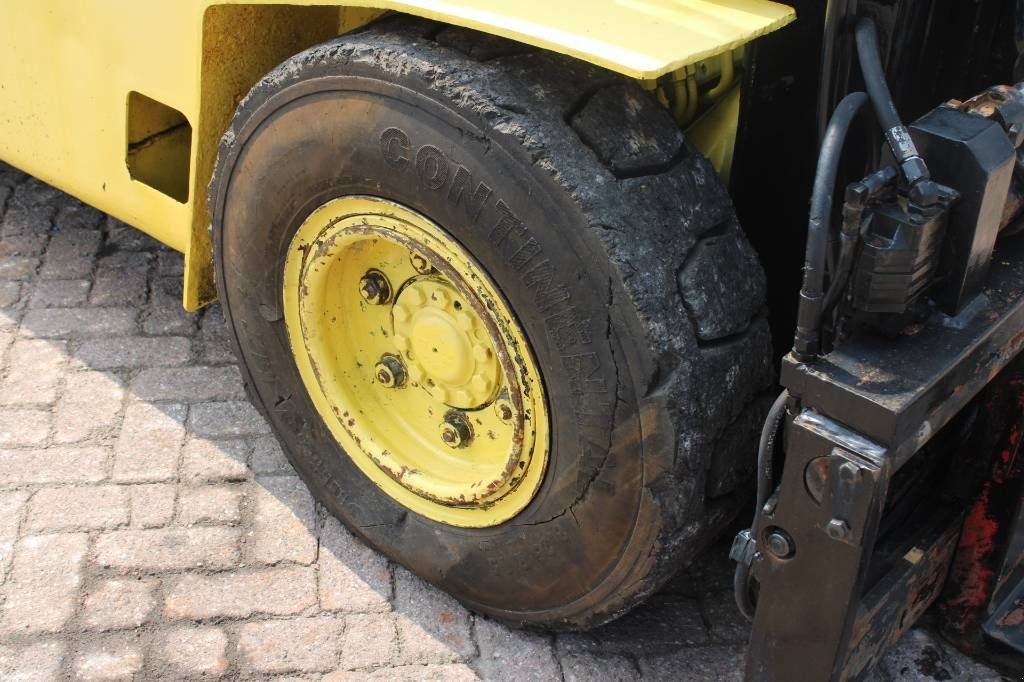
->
(281, 196, 549, 527)
(393, 280, 498, 409)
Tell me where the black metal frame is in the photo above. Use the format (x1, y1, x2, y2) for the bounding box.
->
(743, 236, 1024, 680)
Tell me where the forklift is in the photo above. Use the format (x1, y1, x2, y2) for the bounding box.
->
(0, 1, 1020, 679)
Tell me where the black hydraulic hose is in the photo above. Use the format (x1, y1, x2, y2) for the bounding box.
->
(755, 390, 790, 513)
(734, 557, 757, 621)
(734, 389, 790, 621)
(853, 18, 901, 139)
(792, 92, 868, 363)
(854, 17, 932, 191)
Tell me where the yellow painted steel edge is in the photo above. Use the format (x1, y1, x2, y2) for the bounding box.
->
(334, 0, 797, 79)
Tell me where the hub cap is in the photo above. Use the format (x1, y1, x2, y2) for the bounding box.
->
(282, 196, 549, 527)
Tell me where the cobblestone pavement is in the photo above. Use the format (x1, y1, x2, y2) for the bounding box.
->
(0, 162, 1011, 680)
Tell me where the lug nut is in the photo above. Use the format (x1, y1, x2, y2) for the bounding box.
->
(826, 518, 851, 541)
(441, 413, 472, 448)
(358, 270, 392, 305)
(410, 251, 433, 274)
(374, 355, 406, 388)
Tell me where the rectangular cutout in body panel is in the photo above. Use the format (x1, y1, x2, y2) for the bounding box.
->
(126, 91, 192, 203)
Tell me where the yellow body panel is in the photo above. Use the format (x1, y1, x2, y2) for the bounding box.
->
(0, 1, 795, 309)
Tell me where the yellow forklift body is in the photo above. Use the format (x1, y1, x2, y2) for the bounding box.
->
(0, 1, 795, 309)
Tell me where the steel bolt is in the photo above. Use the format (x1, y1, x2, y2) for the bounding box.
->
(765, 529, 794, 559)
(410, 251, 433, 274)
(359, 270, 392, 305)
(374, 355, 406, 388)
(826, 518, 851, 541)
(441, 414, 472, 448)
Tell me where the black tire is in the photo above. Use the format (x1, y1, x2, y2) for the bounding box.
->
(209, 16, 774, 630)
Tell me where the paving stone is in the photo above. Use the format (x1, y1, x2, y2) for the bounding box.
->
(177, 485, 242, 525)
(327, 664, 480, 681)
(21, 307, 136, 338)
(107, 219, 157, 251)
(0, 281, 21, 307)
(556, 635, 643, 681)
(198, 305, 236, 364)
(0, 409, 50, 446)
(151, 273, 182, 299)
(157, 250, 185, 277)
(74, 637, 144, 681)
(0, 541, 12, 585)
(112, 402, 185, 482)
(0, 446, 108, 485)
(45, 227, 102, 260)
(93, 527, 240, 571)
(179, 438, 250, 483)
(473, 616, 559, 682)
(340, 613, 399, 669)
(394, 567, 475, 664)
(236, 616, 344, 674)
(89, 266, 148, 307)
(81, 578, 157, 631)
(0, 338, 67, 405)
(319, 515, 392, 612)
(131, 365, 244, 402)
(0, 533, 88, 634)
(38, 255, 93, 280)
(77, 335, 190, 369)
(25, 485, 129, 532)
(0, 309, 20, 333)
(128, 483, 176, 528)
(0, 162, 22, 186)
(0, 640, 65, 681)
(586, 594, 709, 657)
(637, 644, 745, 681)
(53, 370, 124, 443)
(703, 589, 750, 645)
(250, 435, 292, 473)
(0, 234, 47, 258)
(155, 626, 229, 678)
(164, 565, 316, 620)
(189, 400, 270, 437)
(0, 329, 12, 369)
(55, 200, 104, 231)
(561, 652, 641, 682)
(247, 475, 317, 565)
(0, 491, 29, 539)
(98, 250, 154, 272)
(0, 257, 38, 280)
(2, 206, 51, 239)
(142, 303, 195, 336)
(13, 177, 62, 207)
(28, 278, 90, 308)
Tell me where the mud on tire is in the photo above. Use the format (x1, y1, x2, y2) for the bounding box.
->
(209, 15, 775, 630)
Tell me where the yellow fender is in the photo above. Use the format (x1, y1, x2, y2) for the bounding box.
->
(0, 1, 794, 309)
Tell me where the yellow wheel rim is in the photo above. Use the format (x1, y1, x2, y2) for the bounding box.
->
(282, 196, 550, 527)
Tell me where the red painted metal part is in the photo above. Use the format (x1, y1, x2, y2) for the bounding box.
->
(940, 367, 1024, 645)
